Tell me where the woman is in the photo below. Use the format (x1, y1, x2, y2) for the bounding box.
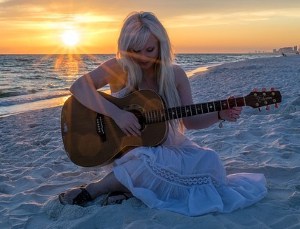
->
(59, 11, 267, 216)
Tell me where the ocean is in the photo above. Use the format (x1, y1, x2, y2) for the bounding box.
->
(0, 53, 278, 117)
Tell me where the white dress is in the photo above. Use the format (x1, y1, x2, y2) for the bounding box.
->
(111, 87, 267, 216)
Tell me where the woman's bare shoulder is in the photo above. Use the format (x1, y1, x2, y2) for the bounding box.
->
(101, 58, 124, 74)
(100, 58, 127, 89)
(172, 64, 185, 74)
(172, 64, 188, 85)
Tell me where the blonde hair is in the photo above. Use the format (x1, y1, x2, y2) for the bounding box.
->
(116, 11, 181, 111)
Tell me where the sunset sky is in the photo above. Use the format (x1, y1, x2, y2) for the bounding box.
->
(1, 0, 300, 54)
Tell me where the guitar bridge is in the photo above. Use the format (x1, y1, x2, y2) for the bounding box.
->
(96, 114, 106, 141)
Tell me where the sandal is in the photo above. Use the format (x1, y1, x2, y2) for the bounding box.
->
(101, 191, 133, 206)
(59, 186, 93, 206)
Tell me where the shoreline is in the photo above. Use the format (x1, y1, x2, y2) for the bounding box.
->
(0, 96, 68, 118)
(0, 89, 111, 118)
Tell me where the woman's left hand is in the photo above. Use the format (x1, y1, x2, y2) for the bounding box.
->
(219, 107, 242, 122)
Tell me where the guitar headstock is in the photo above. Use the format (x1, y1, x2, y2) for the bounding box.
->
(245, 88, 282, 109)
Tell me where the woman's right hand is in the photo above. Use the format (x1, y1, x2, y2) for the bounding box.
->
(112, 110, 141, 136)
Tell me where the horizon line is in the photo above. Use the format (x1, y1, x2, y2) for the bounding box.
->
(0, 51, 275, 55)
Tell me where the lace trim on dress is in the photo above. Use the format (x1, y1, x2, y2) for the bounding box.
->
(146, 159, 218, 187)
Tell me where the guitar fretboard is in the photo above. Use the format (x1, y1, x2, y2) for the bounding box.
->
(144, 97, 246, 124)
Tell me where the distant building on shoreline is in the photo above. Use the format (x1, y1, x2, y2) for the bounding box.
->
(273, 45, 299, 54)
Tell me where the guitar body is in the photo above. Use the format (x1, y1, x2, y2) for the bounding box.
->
(61, 90, 168, 167)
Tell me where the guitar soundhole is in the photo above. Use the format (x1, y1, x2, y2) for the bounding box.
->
(124, 104, 146, 131)
(130, 109, 145, 130)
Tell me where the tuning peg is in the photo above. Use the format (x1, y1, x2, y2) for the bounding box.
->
(266, 105, 270, 110)
(258, 108, 261, 112)
(253, 88, 258, 92)
(275, 103, 279, 108)
(271, 87, 275, 91)
(262, 88, 266, 92)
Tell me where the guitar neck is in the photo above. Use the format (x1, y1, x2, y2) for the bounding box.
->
(144, 97, 246, 124)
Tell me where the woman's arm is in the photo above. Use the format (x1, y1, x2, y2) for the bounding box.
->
(70, 58, 122, 117)
(69, 58, 141, 136)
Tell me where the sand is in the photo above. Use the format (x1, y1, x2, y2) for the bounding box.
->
(1, 55, 299, 228)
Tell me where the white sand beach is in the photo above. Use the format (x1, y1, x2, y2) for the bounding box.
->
(1, 55, 300, 228)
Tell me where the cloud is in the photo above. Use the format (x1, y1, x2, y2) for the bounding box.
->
(1, 0, 300, 23)
(164, 8, 300, 28)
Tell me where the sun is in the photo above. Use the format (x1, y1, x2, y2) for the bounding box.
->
(61, 30, 80, 47)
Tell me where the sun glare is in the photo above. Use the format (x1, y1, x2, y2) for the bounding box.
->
(61, 30, 80, 47)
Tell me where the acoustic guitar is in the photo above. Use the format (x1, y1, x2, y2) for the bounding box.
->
(61, 89, 281, 167)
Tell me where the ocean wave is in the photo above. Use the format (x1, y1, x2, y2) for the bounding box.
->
(15, 57, 34, 62)
(0, 87, 45, 99)
(0, 87, 25, 98)
(0, 90, 71, 107)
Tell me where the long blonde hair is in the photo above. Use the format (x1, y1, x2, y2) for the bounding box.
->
(116, 11, 181, 111)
